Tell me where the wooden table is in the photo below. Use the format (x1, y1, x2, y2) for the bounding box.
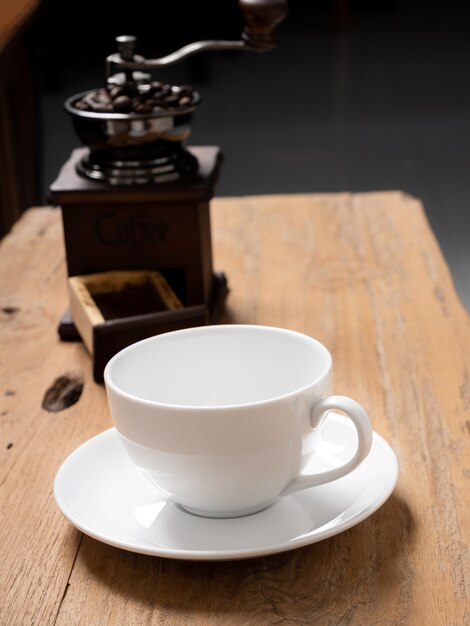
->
(1, 192, 469, 625)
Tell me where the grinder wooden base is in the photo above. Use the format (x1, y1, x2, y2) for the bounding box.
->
(50, 145, 228, 383)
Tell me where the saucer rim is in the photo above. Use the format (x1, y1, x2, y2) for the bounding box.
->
(54, 421, 398, 561)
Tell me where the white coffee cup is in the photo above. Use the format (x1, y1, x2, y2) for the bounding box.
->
(104, 325, 373, 518)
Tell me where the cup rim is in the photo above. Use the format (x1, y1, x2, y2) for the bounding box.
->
(104, 324, 333, 411)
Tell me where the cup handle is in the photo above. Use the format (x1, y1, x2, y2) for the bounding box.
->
(281, 395, 373, 495)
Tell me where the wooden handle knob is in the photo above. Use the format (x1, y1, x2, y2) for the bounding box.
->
(239, 0, 289, 50)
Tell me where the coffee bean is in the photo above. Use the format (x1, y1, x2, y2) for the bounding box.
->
(160, 84, 172, 97)
(93, 102, 113, 113)
(96, 89, 112, 104)
(75, 100, 90, 111)
(164, 94, 180, 107)
(135, 103, 153, 114)
(149, 88, 163, 100)
(83, 93, 98, 107)
(109, 86, 124, 99)
(113, 95, 132, 112)
(178, 85, 194, 97)
(74, 82, 197, 115)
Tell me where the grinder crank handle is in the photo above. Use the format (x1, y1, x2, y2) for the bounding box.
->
(107, 0, 288, 74)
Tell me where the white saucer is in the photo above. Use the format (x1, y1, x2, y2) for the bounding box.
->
(54, 415, 398, 561)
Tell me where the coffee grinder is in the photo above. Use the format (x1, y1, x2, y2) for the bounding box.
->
(49, 0, 288, 382)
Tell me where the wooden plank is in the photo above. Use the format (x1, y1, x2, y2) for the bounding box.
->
(0, 194, 469, 625)
(0, 208, 111, 625)
(0, 0, 38, 51)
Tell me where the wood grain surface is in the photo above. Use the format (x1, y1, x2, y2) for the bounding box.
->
(0, 0, 38, 47)
(0, 193, 468, 625)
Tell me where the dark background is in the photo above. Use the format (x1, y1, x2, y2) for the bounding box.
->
(28, 0, 470, 309)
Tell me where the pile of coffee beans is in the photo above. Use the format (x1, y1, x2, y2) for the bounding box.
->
(73, 82, 195, 115)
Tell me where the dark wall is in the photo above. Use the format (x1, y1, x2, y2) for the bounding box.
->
(32, 0, 243, 75)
